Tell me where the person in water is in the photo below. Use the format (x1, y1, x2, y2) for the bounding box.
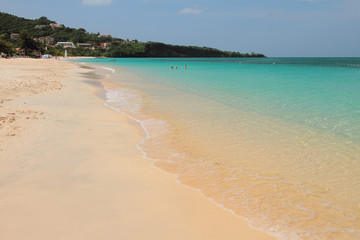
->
(171, 66, 174, 69)
(184, 64, 187, 69)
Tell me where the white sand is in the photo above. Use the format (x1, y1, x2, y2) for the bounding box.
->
(0, 58, 276, 240)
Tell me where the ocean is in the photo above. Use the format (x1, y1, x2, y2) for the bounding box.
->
(76, 57, 360, 240)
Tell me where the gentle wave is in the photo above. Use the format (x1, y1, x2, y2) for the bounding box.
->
(101, 67, 116, 73)
(102, 86, 360, 240)
(102, 86, 282, 239)
(87, 58, 360, 240)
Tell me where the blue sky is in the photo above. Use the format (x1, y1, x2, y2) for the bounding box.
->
(1, 0, 359, 57)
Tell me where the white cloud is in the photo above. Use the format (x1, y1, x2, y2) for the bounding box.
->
(81, 0, 113, 6)
(178, 7, 203, 15)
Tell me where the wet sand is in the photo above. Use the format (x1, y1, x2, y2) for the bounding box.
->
(0, 58, 276, 240)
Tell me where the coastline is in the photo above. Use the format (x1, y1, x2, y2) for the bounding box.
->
(0, 58, 276, 240)
(74, 57, 360, 240)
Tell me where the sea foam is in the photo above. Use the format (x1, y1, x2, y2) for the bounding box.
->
(78, 57, 360, 240)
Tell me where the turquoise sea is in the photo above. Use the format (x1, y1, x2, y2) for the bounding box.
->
(77, 58, 360, 240)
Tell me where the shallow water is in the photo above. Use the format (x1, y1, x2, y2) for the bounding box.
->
(77, 58, 360, 239)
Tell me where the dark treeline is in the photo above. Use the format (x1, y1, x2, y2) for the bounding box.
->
(0, 12, 266, 58)
(104, 42, 265, 58)
(143, 43, 264, 58)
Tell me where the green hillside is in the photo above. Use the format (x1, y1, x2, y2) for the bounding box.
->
(0, 13, 53, 37)
(0, 12, 265, 58)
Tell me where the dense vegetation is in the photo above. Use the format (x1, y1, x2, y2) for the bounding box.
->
(0, 35, 14, 55)
(0, 12, 266, 58)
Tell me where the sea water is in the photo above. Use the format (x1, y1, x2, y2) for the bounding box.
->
(77, 58, 360, 239)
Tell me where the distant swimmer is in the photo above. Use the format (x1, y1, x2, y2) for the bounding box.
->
(171, 66, 174, 69)
(184, 64, 187, 69)
(175, 66, 178, 69)
(273, 62, 276, 65)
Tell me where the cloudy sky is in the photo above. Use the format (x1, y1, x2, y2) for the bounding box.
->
(1, 0, 359, 57)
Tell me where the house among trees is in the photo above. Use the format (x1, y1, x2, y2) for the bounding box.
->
(10, 33, 19, 39)
(34, 25, 48, 29)
(56, 42, 75, 48)
(35, 23, 64, 29)
(50, 23, 64, 28)
(15, 48, 25, 56)
(77, 43, 93, 49)
(99, 34, 112, 38)
(98, 42, 111, 49)
(34, 36, 54, 46)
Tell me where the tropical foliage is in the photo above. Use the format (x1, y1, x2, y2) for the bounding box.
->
(18, 30, 44, 56)
(0, 12, 266, 58)
(0, 34, 14, 56)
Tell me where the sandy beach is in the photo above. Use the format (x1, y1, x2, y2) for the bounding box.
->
(0, 58, 275, 240)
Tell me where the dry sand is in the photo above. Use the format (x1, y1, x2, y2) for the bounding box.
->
(0, 58, 276, 240)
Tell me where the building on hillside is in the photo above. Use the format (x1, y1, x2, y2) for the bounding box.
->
(10, 33, 19, 39)
(50, 23, 64, 28)
(77, 43, 93, 49)
(45, 36, 54, 44)
(99, 34, 112, 38)
(97, 42, 111, 49)
(34, 36, 54, 45)
(56, 42, 76, 48)
(50, 23, 59, 28)
(15, 48, 25, 55)
(34, 25, 48, 29)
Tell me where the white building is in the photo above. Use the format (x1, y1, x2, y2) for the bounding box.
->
(56, 42, 76, 48)
(34, 25, 48, 29)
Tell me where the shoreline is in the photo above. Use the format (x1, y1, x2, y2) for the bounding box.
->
(0, 58, 276, 240)
(77, 57, 360, 240)
(84, 63, 279, 238)
(96, 64, 277, 236)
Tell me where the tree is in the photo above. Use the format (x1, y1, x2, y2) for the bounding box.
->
(0, 33, 14, 56)
(19, 30, 40, 56)
(35, 16, 51, 25)
(0, 39, 14, 56)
